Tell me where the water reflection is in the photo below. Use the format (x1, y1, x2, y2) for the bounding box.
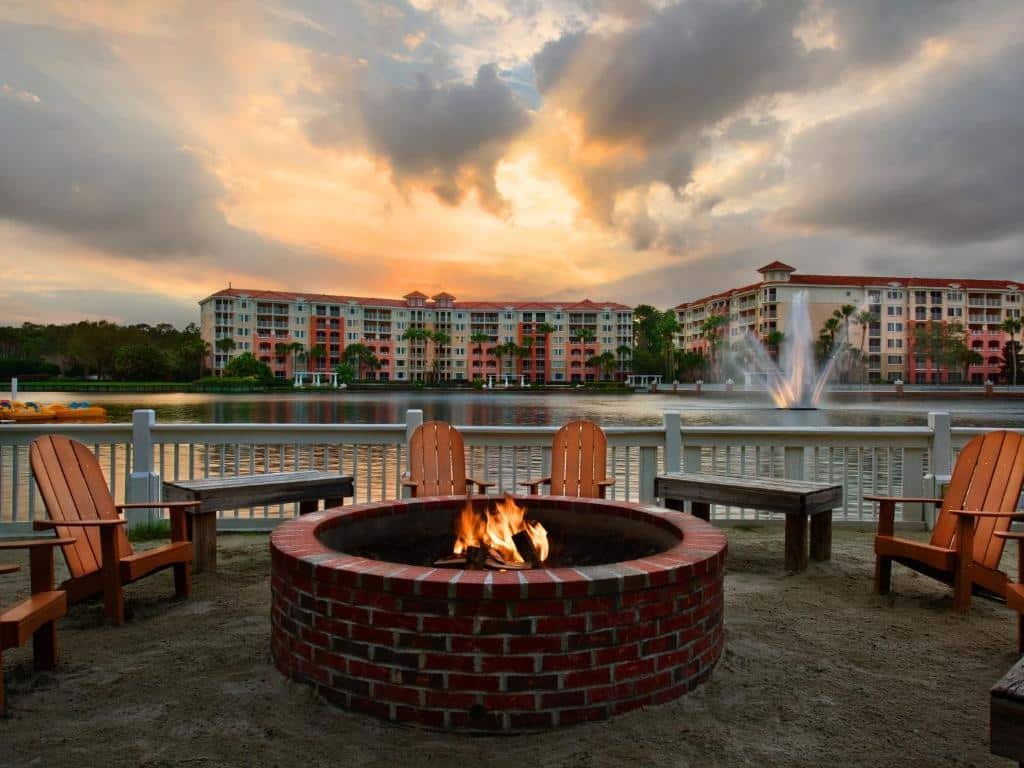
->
(17, 390, 1024, 428)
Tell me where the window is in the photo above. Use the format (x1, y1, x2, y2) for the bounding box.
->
(947, 291, 963, 302)
(887, 306, 903, 316)
(887, 339, 903, 349)
(914, 291, 926, 304)
(947, 307, 963, 318)
(886, 322, 903, 332)
(886, 290, 904, 300)
(887, 355, 903, 365)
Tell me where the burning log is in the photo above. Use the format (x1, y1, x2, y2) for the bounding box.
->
(512, 530, 540, 568)
(465, 545, 487, 570)
(484, 553, 531, 571)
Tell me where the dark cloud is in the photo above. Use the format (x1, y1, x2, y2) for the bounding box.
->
(533, 0, 817, 147)
(310, 63, 531, 212)
(782, 42, 1024, 246)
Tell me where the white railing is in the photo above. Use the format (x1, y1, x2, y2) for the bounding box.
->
(0, 409, 1012, 536)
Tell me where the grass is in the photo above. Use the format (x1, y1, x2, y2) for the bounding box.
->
(128, 520, 172, 542)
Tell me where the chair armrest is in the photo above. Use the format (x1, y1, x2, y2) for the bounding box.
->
(116, 501, 201, 510)
(0, 538, 76, 550)
(468, 478, 494, 493)
(863, 495, 944, 504)
(597, 479, 615, 487)
(34, 519, 125, 529)
(401, 480, 420, 488)
(995, 531, 1024, 540)
(949, 510, 1024, 519)
(519, 477, 551, 494)
(0, 564, 20, 575)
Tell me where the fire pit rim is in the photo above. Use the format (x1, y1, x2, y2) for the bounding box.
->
(271, 494, 727, 600)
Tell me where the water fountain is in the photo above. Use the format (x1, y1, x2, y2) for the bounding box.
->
(741, 291, 849, 409)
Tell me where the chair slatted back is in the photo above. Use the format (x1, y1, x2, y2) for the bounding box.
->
(930, 430, 1024, 569)
(407, 421, 468, 497)
(549, 420, 609, 498)
(29, 435, 132, 578)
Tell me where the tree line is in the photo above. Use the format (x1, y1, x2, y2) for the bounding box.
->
(0, 321, 207, 382)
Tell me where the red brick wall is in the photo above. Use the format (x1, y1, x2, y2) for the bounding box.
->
(270, 497, 727, 732)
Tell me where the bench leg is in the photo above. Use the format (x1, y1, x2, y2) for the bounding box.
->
(0, 649, 5, 716)
(784, 514, 808, 572)
(299, 500, 319, 515)
(662, 497, 685, 513)
(691, 502, 711, 522)
(32, 621, 57, 672)
(188, 511, 218, 576)
(809, 511, 832, 562)
(875, 555, 892, 595)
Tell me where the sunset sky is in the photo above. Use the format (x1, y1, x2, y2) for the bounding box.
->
(2, 0, 1022, 327)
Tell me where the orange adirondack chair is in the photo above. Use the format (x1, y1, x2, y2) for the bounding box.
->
(522, 420, 614, 498)
(29, 435, 200, 626)
(867, 430, 1024, 613)
(995, 530, 1024, 654)
(402, 421, 493, 497)
(0, 536, 73, 715)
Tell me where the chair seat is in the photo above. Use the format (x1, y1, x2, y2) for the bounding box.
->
(0, 591, 66, 650)
(120, 541, 193, 583)
(875, 535, 956, 572)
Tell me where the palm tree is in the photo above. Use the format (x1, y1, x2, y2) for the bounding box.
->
(274, 341, 289, 361)
(343, 342, 373, 379)
(429, 330, 451, 383)
(287, 341, 306, 373)
(818, 316, 841, 361)
(308, 343, 326, 371)
(1002, 317, 1022, 386)
(572, 327, 596, 344)
(700, 315, 728, 377)
(215, 337, 236, 354)
(586, 351, 617, 381)
(400, 327, 431, 382)
(764, 330, 784, 362)
(854, 310, 875, 383)
(470, 331, 490, 356)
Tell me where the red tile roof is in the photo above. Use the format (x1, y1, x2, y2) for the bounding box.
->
(202, 288, 632, 312)
(757, 261, 795, 273)
(675, 272, 1020, 309)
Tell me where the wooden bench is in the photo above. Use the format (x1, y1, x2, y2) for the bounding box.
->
(655, 472, 843, 572)
(162, 471, 354, 573)
(992, 655, 1024, 767)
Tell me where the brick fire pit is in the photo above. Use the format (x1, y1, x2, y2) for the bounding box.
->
(270, 495, 726, 732)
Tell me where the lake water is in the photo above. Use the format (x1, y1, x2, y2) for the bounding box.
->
(20, 390, 1024, 428)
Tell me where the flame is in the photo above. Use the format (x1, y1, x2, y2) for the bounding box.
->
(453, 495, 549, 564)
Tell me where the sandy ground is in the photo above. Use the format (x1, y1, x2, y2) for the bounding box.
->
(0, 526, 1019, 768)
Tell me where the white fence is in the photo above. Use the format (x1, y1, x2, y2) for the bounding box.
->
(0, 409, 1005, 536)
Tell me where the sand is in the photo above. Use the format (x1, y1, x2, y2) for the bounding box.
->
(0, 526, 1018, 768)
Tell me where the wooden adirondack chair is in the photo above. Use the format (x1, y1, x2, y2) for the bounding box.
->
(0, 536, 73, 715)
(995, 530, 1024, 654)
(402, 421, 492, 497)
(867, 430, 1024, 613)
(29, 435, 200, 626)
(521, 420, 615, 498)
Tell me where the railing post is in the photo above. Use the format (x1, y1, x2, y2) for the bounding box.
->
(126, 409, 160, 530)
(403, 409, 423, 499)
(903, 447, 925, 525)
(9, 376, 16, 401)
(663, 411, 681, 474)
(784, 446, 805, 481)
(923, 411, 952, 528)
(639, 446, 657, 504)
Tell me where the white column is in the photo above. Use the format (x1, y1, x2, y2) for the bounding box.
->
(639, 446, 657, 503)
(9, 376, 16, 401)
(126, 409, 161, 530)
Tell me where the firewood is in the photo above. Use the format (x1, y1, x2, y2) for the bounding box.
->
(484, 557, 530, 571)
(512, 530, 540, 567)
(466, 545, 487, 570)
(434, 554, 467, 567)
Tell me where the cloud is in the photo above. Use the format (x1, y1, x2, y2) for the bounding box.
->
(0, 21, 302, 268)
(782, 42, 1024, 246)
(309, 62, 531, 212)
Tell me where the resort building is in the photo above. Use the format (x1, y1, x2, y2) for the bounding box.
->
(674, 262, 1023, 384)
(200, 289, 634, 383)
